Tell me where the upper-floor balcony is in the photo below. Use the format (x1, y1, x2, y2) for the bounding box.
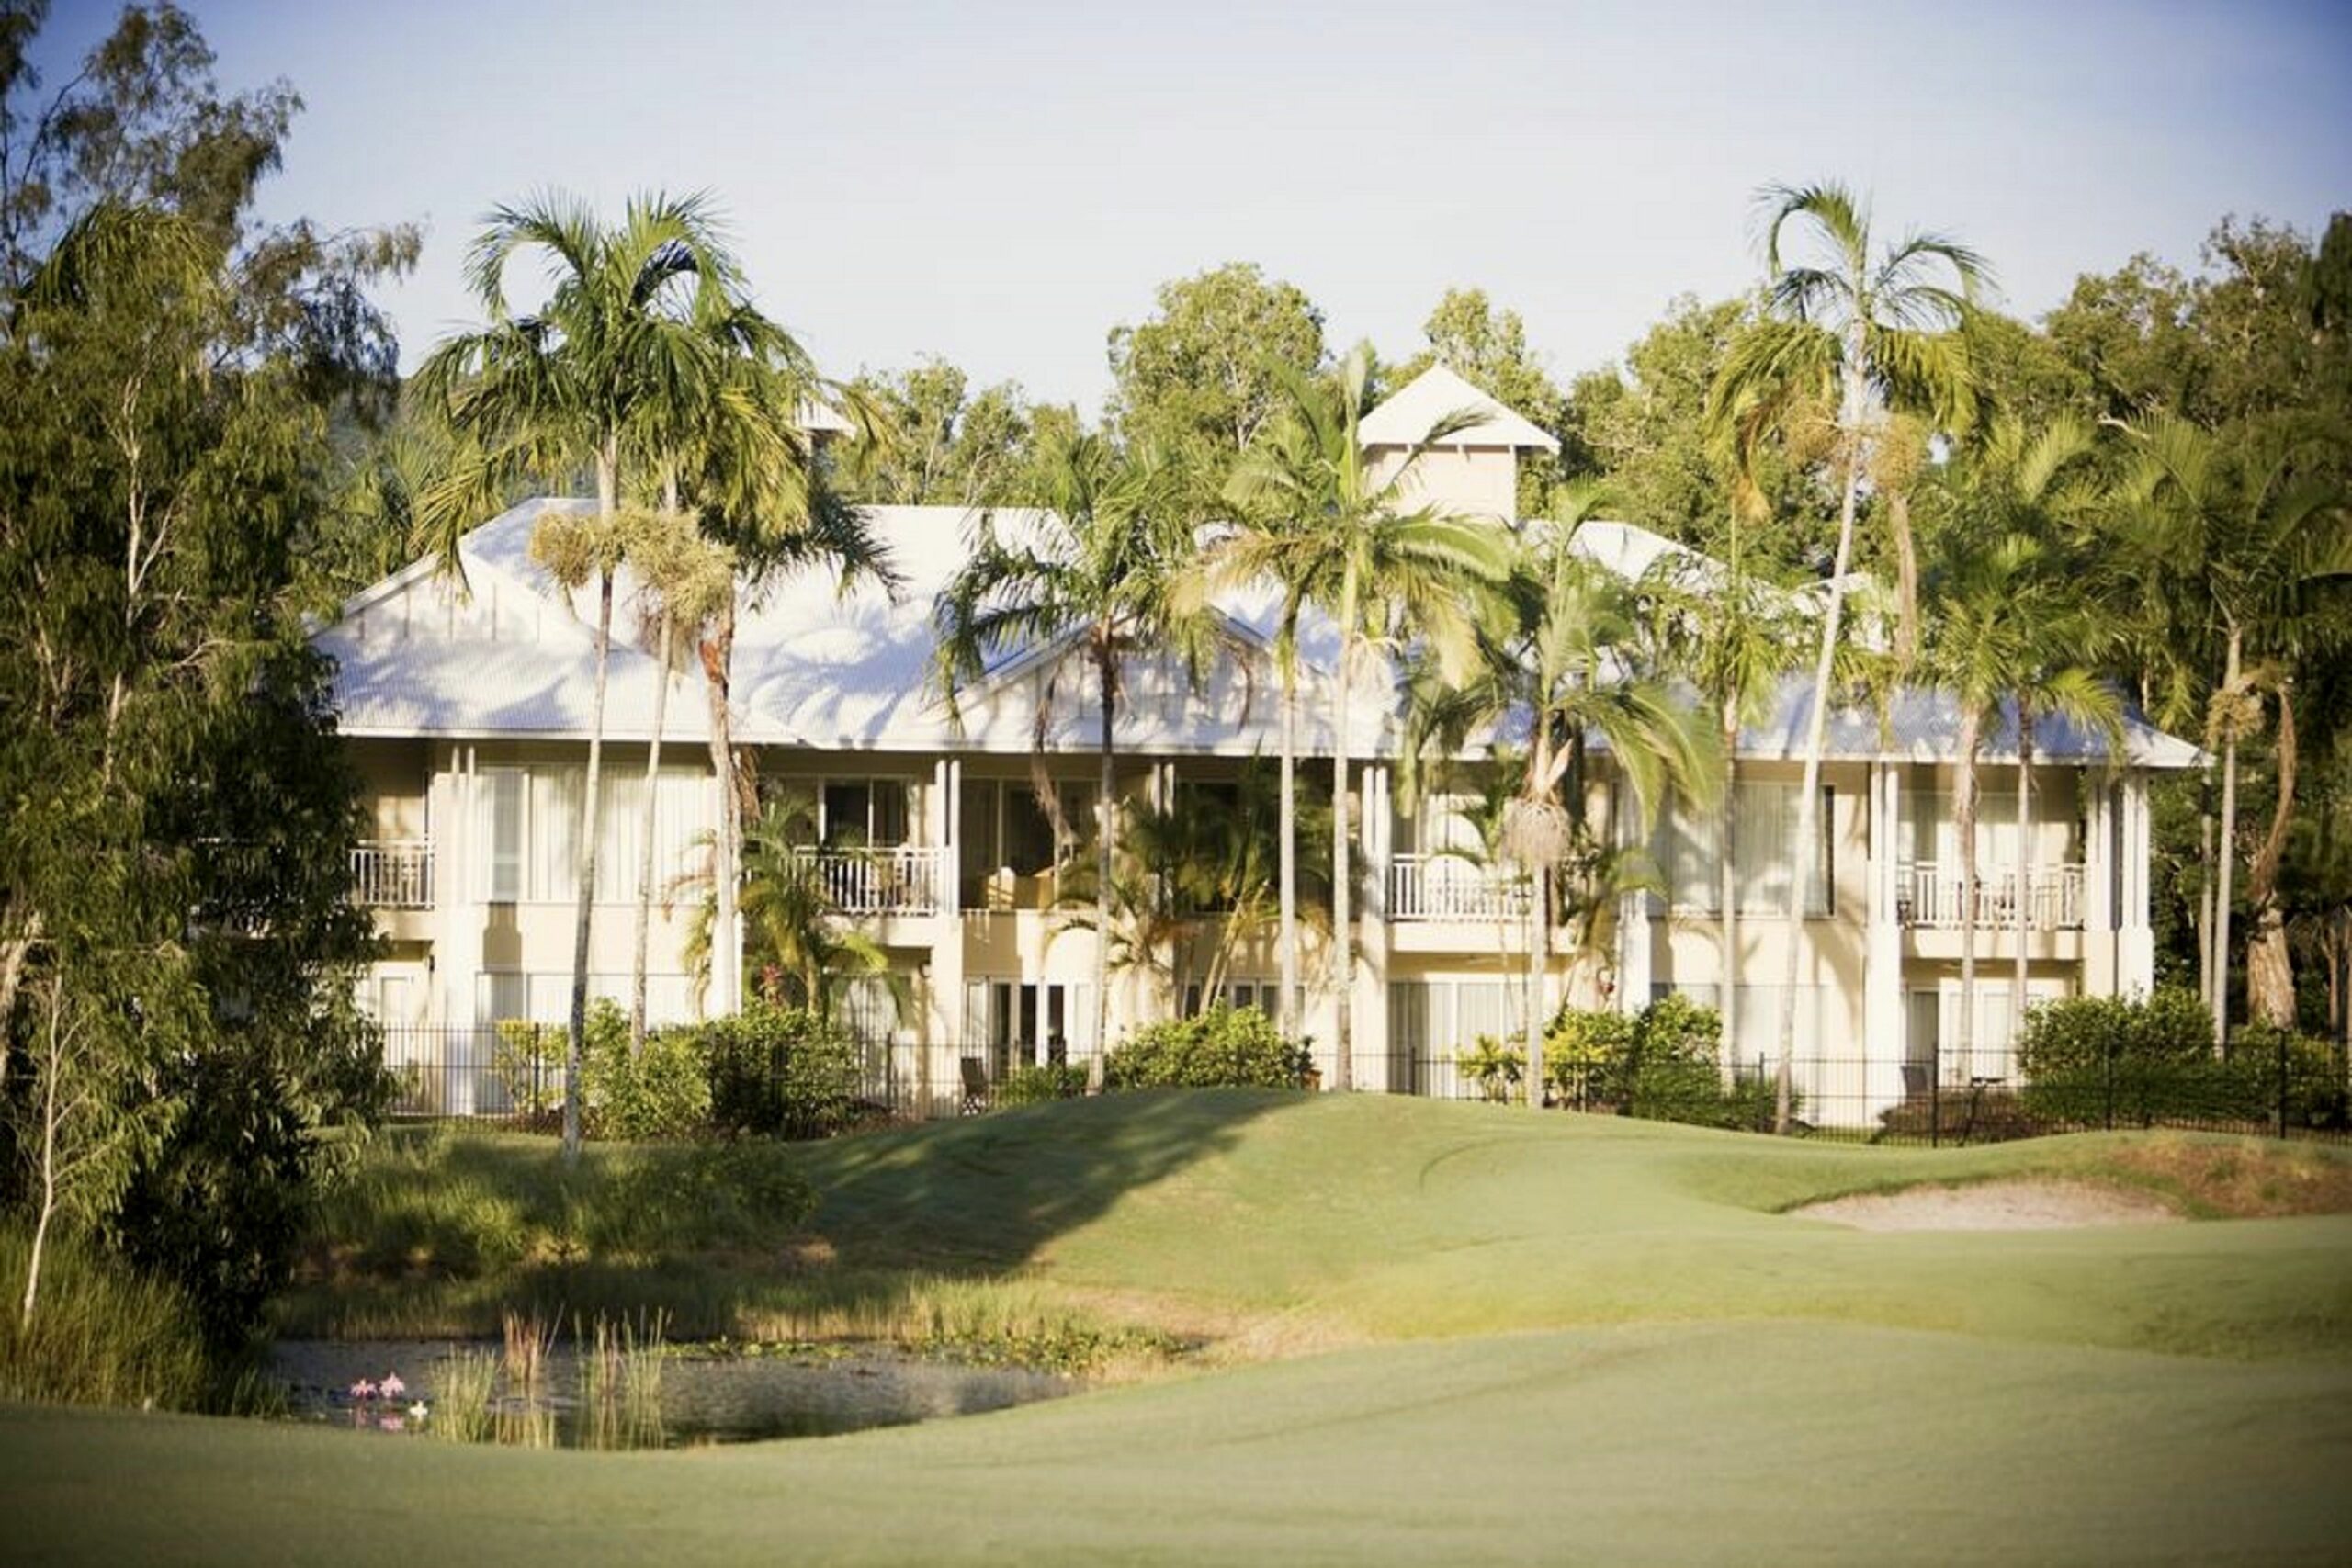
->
(1387, 853, 1532, 923)
(797, 845, 944, 917)
(1898, 862, 2085, 932)
(352, 839, 434, 908)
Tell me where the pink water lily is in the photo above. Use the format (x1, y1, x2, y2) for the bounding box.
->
(379, 1372, 407, 1399)
(348, 1378, 378, 1402)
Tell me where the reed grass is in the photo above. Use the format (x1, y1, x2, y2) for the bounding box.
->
(429, 1349, 497, 1444)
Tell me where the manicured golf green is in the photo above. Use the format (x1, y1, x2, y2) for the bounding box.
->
(8, 1092, 2350, 1563)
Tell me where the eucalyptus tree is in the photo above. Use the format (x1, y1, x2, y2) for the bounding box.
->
(1223, 344, 1513, 1089)
(1635, 529, 1806, 1065)
(1408, 521, 1719, 1105)
(934, 433, 1222, 1079)
(1706, 181, 1988, 1130)
(414, 189, 759, 1158)
(2107, 416, 2351, 1035)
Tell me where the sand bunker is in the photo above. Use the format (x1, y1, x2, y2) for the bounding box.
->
(1793, 1179, 2182, 1232)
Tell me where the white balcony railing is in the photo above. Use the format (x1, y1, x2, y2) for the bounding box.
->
(1387, 853, 1532, 923)
(352, 839, 435, 908)
(797, 846, 944, 916)
(1898, 862, 2085, 932)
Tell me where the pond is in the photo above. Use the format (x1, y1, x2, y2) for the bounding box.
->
(272, 1338, 1075, 1450)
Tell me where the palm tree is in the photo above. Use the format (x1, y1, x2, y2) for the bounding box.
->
(1948, 416, 2122, 1050)
(674, 792, 900, 1017)
(619, 509, 734, 1055)
(933, 433, 1221, 1082)
(696, 429, 899, 1018)
(1920, 530, 2031, 1082)
(414, 190, 757, 1159)
(1221, 345, 1513, 1089)
(1409, 530, 1719, 1104)
(2107, 416, 2350, 1037)
(1193, 478, 1320, 1044)
(1634, 524, 1805, 1068)
(1707, 180, 1989, 1131)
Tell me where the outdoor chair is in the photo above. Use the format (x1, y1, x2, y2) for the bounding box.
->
(959, 1056, 989, 1115)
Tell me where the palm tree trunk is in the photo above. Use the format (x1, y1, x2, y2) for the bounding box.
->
(1719, 701, 1740, 1071)
(1329, 580, 1358, 1092)
(1278, 659, 1298, 1043)
(2012, 703, 2034, 1071)
(2213, 624, 2243, 1047)
(699, 598, 744, 1020)
(1525, 860, 1550, 1109)
(567, 558, 616, 1163)
(2246, 682, 2299, 1029)
(628, 604, 674, 1057)
(1957, 708, 1982, 1085)
(1091, 641, 1115, 1091)
(1774, 422, 1864, 1134)
(2198, 805, 2216, 1018)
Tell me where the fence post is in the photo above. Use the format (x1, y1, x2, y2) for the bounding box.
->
(2103, 1035, 2116, 1134)
(1928, 1042, 1940, 1150)
(2277, 1029, 2290, 1140)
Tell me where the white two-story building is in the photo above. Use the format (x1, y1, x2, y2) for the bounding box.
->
(315, 367, 2197, 1122)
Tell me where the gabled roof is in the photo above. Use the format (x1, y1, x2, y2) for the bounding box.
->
(313, 497, 2198, 772)
(1359, 365, 1559, 453)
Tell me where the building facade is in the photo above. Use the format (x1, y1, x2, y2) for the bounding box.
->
(317, 370, 2196, 1122)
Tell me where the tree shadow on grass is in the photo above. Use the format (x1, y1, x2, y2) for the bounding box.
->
(296, 1089, 1303, 1345)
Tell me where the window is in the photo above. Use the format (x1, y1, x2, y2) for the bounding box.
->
(960, 779, 1091, 882)
(820, 779, 910, 849)
(486, 769, 526, 902)
(1667, 783, 1833, 918)
(965, 979, 1095, 1078)
(476, 762, 706, 904)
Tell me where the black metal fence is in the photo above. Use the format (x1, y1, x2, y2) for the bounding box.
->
(374, 1025, 2350, 1148)
(1390, 1037, 2352, 1147)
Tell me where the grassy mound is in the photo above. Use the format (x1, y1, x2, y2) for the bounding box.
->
(287, 1094, 2352, 1364)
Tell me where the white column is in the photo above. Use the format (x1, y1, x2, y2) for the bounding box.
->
(1615, 780, 1651, 1019)
(1356, 761, 1394, 1091)
(2120, 772, 2155, 995)
(2083, 772, 2117, 996)
(1863, 762, 1905, 1115)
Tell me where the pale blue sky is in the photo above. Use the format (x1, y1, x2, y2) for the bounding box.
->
(44, 0, 2352, 412)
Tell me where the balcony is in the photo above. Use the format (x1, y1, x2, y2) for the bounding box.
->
(352, 840, 434, 908)
(797, 846, 944, 917)
(1388, 853, 1532, 923)
(1898, 862, 2085, 932)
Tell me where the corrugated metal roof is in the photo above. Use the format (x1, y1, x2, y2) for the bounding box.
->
(314, 497, 2200, 772)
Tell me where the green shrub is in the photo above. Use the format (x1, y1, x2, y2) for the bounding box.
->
(1462, 1035, 1525, 1102)
(1105, 1007, 1312, 1089)
(584, 1011, 712, 1142)
(1544, 996, 1789, 1130)
(1544, 1008, 1634, 1107)
(493, 1021, 564, 1119)
(2017, 989, 2278, 1128)
(998, 1063, 1089, 1106)
(699, 1002, 864, 1140)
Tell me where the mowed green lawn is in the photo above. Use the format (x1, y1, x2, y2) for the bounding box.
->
(7, 1091, 2351, 1564)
